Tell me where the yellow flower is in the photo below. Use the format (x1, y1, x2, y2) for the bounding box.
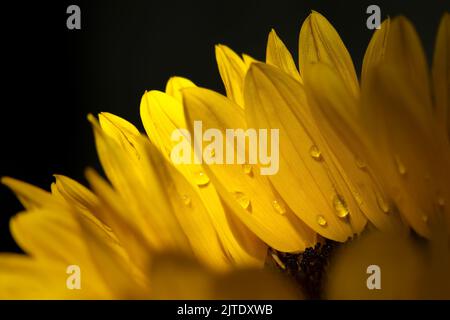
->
(1, 10, 449, 299)
(302, 13, 450, 238)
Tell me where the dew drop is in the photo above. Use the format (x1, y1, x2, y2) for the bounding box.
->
(438, 197, 446, 207)
(421, 215, 429, 223)
(316, 215, 327, 227)
(272, 200, 286, 215)
(333, 195, 349, 218)
(309, 145, 322, 160)
(232, 191, 251, 210)
(242, 164, 253, 176)
(376, 194, 390, 213)
(181, 194, 192, 207)
(355, 157, 367, 169)
(193, 171, 210, 187)
(395, 156, 407, 176)
(353, 190, 364, 206)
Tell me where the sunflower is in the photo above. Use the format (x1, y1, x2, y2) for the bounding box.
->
(0, 11, 449, 299)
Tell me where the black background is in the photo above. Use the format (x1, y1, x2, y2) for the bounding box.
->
(0, 0, 448, 252)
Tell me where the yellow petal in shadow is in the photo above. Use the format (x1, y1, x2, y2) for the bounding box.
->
(385, 16, 432, 110)
(325, 231, 425, 299)
(361, 64, 449, 237)
(432, 13, 450, 141)
(303, 62, 402, 232)
(362, 18, 390, 85)
(150, 253, 303, 299)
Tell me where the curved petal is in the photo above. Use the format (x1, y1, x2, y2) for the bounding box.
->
(141, 90, 267, 267)
(165, 76, 197, 103)
(183, 86, 318, 252)
(384, 16, 432, 111)
(299, 11, 359, 98)
(215, 44, 247, 107)
(266, 29, 302, 82)
(362, 19, 390, 85)
(432, 13, 450, 141)
(9, 208, 114, 297)
(304, 62, 402, 232)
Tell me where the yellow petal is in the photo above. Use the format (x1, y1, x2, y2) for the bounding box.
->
(0, 254, 92, 299)
(1, 177, 61, 210)
(385, 16, 432, 110)
(165, 76, 197, 103)
(183, 85, 317, 252)
(98, 112, 141, 157)
(53, 174, 97, 210)
(361, 63, 449, 237)
(299, 11, 359, 97)
(141, 90, 267, 267)
(52, 174, 122, 246)
(76, 208, 151, 298)
(432, 13, 450, 141)
(89, 116, 191, 257)
(85, 168, 158, 271)
(140, 90, 187, 156)
(303, 62, 402, 232)
(242, 54, 259, 68)
(150, 253, 303, 299)
(244, 63, 366, 241)
(362, 18, 390, 85)
(215, 44, 247, 107)
(266, 29, 302, 82)
(325, 231, 425, 299)
(92, 115, 245, 270)
(9, 208, 114, 297)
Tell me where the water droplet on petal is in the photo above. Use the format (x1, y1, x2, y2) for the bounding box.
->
(395, 156, 407, 176)
(333, 195, 349, 218)
(355, 157, 367, 169)
(181, 194, 191, 207)
(232, 191, 251, 210)
(193, 171, 210, 187)
(421, 215, 429, 223)
(376, 195, 390, 213)
(272, 200, 286, 215)
(438, 197, 446, 207)
(316, 215, 327, 227)
(309, 145, 322, 161)
(353, 190, 364, 206)
(242, 164, 253, 176)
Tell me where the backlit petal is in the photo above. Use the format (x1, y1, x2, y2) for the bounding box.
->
(299, 11, 359, 97)
(183, 86, 317, 252)
(266, 29, 302, 82)
(215, 44, 247, 107)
